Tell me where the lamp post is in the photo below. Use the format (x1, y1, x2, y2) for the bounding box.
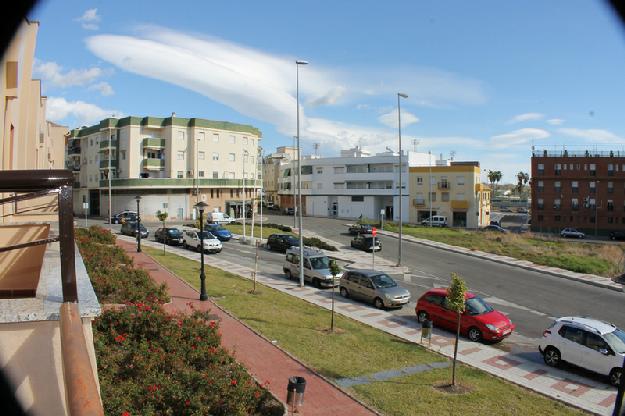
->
(135, 195, 142, 253)
(296, 59, 308, 287)
(429, 150, 433, 227)
(108, 127, 113, 227)
(195, 201, 209, 301)
(292, 136, 297, 229)
(397, 92, 408, 266)
(243, 150, 248, 241)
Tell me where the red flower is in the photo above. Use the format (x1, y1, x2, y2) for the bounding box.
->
(230, 379, 237, 386)
(115, 334, 126, 343)
(185, 400, 191, 407)
(208, 321, 216, 329)
(121, 412, 130, 416)
(254, 391, 261, 399)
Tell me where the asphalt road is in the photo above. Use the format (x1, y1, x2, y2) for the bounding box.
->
(93, 215, 625, 353)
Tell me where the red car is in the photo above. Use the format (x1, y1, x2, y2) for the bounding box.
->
(415, 288, 515, 343)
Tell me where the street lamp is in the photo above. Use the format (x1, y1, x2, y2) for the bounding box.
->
(195, 201, 209, 301)
(292, 136, 297, 229)
(296, 59, 308, 287)
(243, 149, 249, 241)
(397, 92, 408, 266)
(135, 195, 142, 253)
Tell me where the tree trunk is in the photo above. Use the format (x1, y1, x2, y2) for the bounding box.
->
(452, 311, 461, 386)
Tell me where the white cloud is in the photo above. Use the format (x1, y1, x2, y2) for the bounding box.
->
(490, 128, 550, 147)
(558, 128, 625, 143)
(46, 97, 122, 126)
(508, 112, 544, 123)
(88, 81, 114, 96)
(33, 60, 104, 88)
(547, 118, 564, 125)
(75, 8, 100, 30)
(85, 26, 488, 146)
(378, 109, 419, 129)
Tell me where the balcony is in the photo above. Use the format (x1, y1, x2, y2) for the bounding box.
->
(99, 139, 117, 150)
(450, 200, 469, 209)
(99, 159, 118, 169)
(142, 158, 165, 171)
(98, 177, 259, 188)
(67, 146, 81, 156)
(438, 181, 450, 190)
(142, 137, 166, 149)
(413, 198, 426, 206)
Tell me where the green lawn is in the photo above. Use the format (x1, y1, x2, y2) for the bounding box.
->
(144, 247, 584, 416)
(383, 223, 621, 277)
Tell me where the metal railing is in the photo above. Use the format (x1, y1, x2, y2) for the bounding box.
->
(0, 170, 104, 416)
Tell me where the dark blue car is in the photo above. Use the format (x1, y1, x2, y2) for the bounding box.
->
(204, 224, 232, 241)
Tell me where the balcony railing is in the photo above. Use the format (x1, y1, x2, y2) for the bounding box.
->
(438, 182, 450, 190)
(0, 170, 104, 416)
(142, 158, 165, 170)
(142, 138, 166, 149)
(99, 140, 118, 149)
(67, 146, 81, 156)
(99, 159, 118, 169)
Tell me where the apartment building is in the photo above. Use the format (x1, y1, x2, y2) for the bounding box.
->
(278, 146, 434, 221)
(409, 160, 491, 228)
(531, 147, 625, 235)
(68, 115, 262, 221)
(263, 145, 297, 207)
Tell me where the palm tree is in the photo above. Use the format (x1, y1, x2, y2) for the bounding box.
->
(487, 170, 502, 196)
(516, 171, 529, 195)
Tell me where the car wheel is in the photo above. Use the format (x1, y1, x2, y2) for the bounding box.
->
(610, 368, 622, 387)
(182, 242, 187, 249)
(285, 270, 292, 280)
(313, 278, 321, 288)
(267, 243, 272, 251)
(417, 311, 429, 323)
(468, 327, 482, 342)
(374, 297, 385, 309)
(340, 287, 349, 298)
(543, 346, 561, 367)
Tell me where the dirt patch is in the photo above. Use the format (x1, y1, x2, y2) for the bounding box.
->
(320, 327, 347, 335)
(433, 382, 473, 395)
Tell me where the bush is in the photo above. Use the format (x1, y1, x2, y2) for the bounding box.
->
(94, 303, 281, 416)
(76, 226, 117, 244)
(303, 237, 338, 251)
(262, 222, 292, 232)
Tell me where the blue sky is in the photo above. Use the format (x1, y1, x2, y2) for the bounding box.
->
(29, 0, 625, 182)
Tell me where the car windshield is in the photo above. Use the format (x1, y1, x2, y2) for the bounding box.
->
(209, 225, 226, 231)
(465, 297, 494, 315)
(309, 256, 330, 270)
(285, 236, 299, 244)
(370, 274, 397, 288)
(167, 229, 181, 236)
(604, 328, 625, 354)
(198, 231, 216, 239)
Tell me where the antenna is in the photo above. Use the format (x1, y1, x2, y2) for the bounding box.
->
(450, 150, 456, 161)
(412, 139, 420, 152)
(313, 143, 320, 157)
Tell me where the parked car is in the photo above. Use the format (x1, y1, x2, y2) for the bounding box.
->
(482, 224, 507, 233)
(609, 231, 625, 241)
(182, 228, 222, 253)
(340, 270, 410, 309)
(284, 207, 295, 215)
(517, 207, 529, 214)
(415, 288, 515, 343)
(266, 234, 299, 252)
(206, 212, 235, 224)
(350, 235, 381, 252)
(121, 221, 148, 238)
(490, 219, 501, 227)
(560, 228, 585, 239)
(348, 224, 373, 235)
(283, 247, 342, 287)
(154, 227, 184, 245)
(111, 210, 137, 224)
(204, 223, 233, 241)
(539, 317, 625, 386)
(421, 216, 448, 227)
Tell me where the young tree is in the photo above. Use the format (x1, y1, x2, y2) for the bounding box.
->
(156, 210, 168, 254)
(447, 272, 468, 386)
(329, 259, 341, 332)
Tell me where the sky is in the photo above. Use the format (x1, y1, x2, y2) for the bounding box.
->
(27, 0, 625, 183)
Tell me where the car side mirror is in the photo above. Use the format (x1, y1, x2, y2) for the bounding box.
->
(599, 348, 611, 356)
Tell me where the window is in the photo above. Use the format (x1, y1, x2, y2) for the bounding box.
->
(120, 150, 126, 160)
(352, 196, 364, 202)
(589, 198, 596, 209)
(301, 165, 312, 175)
(229, 135, 236, 144)
(243, 137, 248, 145)
(213, 171, 218, 179)
(537, 180, 544, 192)
(417, 177, 423, 185)
(228, 153, 235, 161)
(430, 192, 437, 202)
(334, 166, 345, 174)
(608, 182, 614, 193)
(333, 182, 345, 189)
(590, 163, 596, 176)
(212, 152, 219, 161)
(456, 176, 465, 186)
(572, 181, 579, 193)
(442, 192, 450, 202)
(178, 131, 185, 141)
(554, 215, 561, 222)
(177, 171, 184, 178)
(590, 181, 596, 193)
(571, 198, 579, 210)
(316, 167, 323, 174)
(537, 198, 544, 209)
(608, 200, 614, 211)
(456, 192, 465, 200)
(198, 171, 205, 178)
(537, 163, 544, 174)
(554, 181, 561, 191)
(608, 164, 615, 176)
(210, 189, 214, 198)
(177, 151, 185, 160)
(198, 151, 205, 160)
(198, 131, 205, 142)
(213, 134, 219, 143)
(554, 163, 561, 175)
(559, 325, 584, 345)
(553, 198, 561, 210)
(585, 333, 609, 352)
(317, 182, 323, 189)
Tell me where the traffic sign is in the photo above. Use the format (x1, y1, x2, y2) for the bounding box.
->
(372, 227, 377, 236)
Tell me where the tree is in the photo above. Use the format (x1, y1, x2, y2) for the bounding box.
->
(487, 170, 503, 196)
(516, 171, 529, 195)
(329, 259, 341, 332)
(447, 272, 468, 386)
(156, 210, 168, 254)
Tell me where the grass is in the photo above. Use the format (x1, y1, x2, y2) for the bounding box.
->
(224, 224, 291, 239)
(383, 223, 622, 277)
(144, 247, 584, 416)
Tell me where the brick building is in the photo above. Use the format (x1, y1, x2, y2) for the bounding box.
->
(531, 147, 625, 235)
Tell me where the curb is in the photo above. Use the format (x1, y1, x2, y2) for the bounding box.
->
(377, 230, 623, 293)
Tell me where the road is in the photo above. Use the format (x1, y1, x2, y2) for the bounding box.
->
(93, 215, 625, 352)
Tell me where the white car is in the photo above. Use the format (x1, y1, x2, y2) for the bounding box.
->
(539, 317, 625, 386)
(421, 215, 448, 227)
(560, 228, 585, 239)
(182, 228, 222, 253)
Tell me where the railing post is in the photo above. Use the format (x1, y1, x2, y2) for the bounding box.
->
(58, 185, 78, 302)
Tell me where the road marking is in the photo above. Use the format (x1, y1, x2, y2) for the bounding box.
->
(482, 296, 549, 317)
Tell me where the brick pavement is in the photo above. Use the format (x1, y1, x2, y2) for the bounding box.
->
(116, 239, 376, 416)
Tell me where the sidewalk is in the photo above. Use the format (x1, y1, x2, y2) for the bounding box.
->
(116, 239, 376, 416)
(119, 235, 618, 415)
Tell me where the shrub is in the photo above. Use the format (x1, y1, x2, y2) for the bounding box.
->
(262, 223, 292, 233)
(94, 303, 281, 416)
(303, 237, 338, 251)
(76, 226, 117, 245)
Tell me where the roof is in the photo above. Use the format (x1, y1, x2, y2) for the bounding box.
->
(348, 269, 393, 277)
(286, 246, 325, 256)
(556, 317, 617, 335)
(424, 287, 476, 299)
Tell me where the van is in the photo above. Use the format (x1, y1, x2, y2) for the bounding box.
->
(206, 212, 234, 224)
(283, 247, 342, 288)
(421, 216, 447, 227)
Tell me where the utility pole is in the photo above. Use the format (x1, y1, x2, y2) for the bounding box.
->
(429, 150, 433, 226)
(243, 150, 247, 241)
(397, 92, 408, 266)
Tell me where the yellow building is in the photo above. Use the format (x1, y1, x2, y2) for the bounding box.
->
(409, 161, 491, 228)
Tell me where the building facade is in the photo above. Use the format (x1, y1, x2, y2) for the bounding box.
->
(531, 147, 625, 235)
(263, 145, 297, 207)
(68, 115, 262, 221)
(409, 161, 491, 228)
(278, 147, 435, 221)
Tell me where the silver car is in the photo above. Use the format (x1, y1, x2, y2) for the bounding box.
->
(339, 270, 410, 309)
(283, 247, 342, 288)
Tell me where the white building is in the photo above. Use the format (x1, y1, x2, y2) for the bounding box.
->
(278, 146, 435, 221)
